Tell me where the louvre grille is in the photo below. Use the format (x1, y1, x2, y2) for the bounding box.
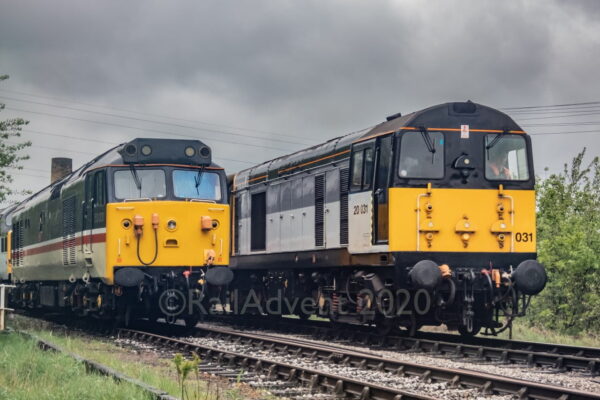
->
(62, 196, 76, 265)
(339, 168, 349, 245)
(18, 221, 23, 267)
(13, 221, 23, 267)
(234, 195, 241, 254)
(315, 174, 325, 247)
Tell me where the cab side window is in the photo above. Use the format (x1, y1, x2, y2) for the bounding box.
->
(91, 170, 107, 227)
(350, 146, 375, 191)
(94, 171, 106, 206)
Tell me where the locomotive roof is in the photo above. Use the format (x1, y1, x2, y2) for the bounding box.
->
(233, 101, 525, 189)
(12, 138, 222, 213)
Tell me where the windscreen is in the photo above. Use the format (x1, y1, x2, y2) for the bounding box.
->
(485, 134, 530, 181)
(398, 131, 445, 179)
(114, 169, 166, 200)
(173, 169, 222, 201)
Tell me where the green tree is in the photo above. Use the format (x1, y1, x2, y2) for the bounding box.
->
(0, 74, 31, 203)
(529, 149, 600, 334)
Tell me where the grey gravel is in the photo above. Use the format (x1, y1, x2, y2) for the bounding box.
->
(214, 323, 600, 395)
(177, 334, 511, 400)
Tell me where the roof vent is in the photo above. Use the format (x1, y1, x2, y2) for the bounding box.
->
(386, 112, 402, 121)
(452, 101, 477, 114)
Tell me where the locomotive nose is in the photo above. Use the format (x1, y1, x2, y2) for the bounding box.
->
(512, 260, 547, 295)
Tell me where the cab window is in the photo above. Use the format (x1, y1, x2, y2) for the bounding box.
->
(173, 169, 222, 201)
(398, 131, 444, 179)
(350, 146, 374, 191)
(114, 169, 166, 200)
(485, 135, 529, 181)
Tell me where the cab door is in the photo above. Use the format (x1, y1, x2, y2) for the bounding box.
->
(82, 173, 94, 254)
(373, 135, 393, 244)
(348, 140, 375, 253)
(82, 170, 106, 255)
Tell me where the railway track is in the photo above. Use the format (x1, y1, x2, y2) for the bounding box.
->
(118, 328, 437, 400)
(14, 312, 600, 399)
(210, 315, 600, 376)
(119, 325, 600, 400)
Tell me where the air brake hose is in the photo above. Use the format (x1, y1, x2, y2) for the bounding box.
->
(436, 278, 456, 308)
(136, 229, 158, 266)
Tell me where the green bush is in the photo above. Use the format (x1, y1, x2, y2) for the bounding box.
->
(528, 149, 600, 334)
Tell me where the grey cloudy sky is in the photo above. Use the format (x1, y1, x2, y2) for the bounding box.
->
(1, 0, 599, 205)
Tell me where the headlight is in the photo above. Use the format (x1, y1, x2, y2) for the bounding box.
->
(166, 219, 177, 231)
(185, 146, 196, 157)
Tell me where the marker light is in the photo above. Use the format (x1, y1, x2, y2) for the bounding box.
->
(199, 146, 210, 157)
(185, 146, 196, 157)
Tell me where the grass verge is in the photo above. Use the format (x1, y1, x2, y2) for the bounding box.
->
(8, 315, 266, 400)
(498, 319, 600, 347)
(0, 332, 152, 400)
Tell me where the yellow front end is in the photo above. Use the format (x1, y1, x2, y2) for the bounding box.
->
(105, 201, 230, 284)
(388, 186, 535, 253)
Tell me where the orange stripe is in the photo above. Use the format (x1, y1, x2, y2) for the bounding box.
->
(278, 150, 350, 174)
(248, 174, 267, 183)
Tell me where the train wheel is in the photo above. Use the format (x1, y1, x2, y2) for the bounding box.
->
(114, 303, 134, 328)
(375, 318, 396, 336)
(184, 314, 200, 329)
(399, 312, 420, 337)
(458, 323, 481, 337)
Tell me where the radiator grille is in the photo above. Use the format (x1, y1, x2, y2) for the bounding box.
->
(234, 195, 241, 254)
(315, 174, 325, 247)
(13, 221, 23, 267)
(339, 168, 349, 245)
(62, 196, 76, 265)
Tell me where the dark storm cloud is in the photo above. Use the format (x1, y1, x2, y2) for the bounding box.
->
(0, 0, 599, 202)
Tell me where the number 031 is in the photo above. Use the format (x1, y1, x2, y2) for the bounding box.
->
(515, 232, 533, 242)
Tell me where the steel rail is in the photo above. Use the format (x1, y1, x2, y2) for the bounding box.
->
(118, 328, 436, 400)
(134, 325, 600, 400)
(212, 315, 600, 375)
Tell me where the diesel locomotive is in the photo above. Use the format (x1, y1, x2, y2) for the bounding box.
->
(0, 204, 17, 282)
(229, 101, 547, 336)
(8, 138, 230, 326)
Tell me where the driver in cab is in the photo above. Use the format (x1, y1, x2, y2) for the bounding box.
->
(486, 149, 513, 180)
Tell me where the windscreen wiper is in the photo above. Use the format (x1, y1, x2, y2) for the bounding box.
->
(486, 129, 509, 150)
(419, 126, 435, 154)
(419, 126, 436, 154)
(129, 165, 142, 196)
(194, 167, 205, 195)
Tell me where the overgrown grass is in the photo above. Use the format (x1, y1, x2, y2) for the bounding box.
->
(498, 319, 600, 347)
(8, 316, 264, 400)
(0, 332, 152, 400)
